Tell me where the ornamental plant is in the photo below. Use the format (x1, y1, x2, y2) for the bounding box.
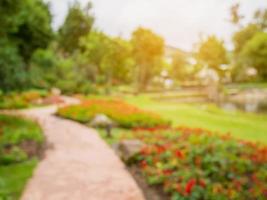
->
(129, 127, 267, 200)
(57, 99, 170, 128)
(0, 90, 48, 109)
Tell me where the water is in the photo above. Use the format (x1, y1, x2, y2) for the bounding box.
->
(220, 100, 267, 113)
(220, 89, 267, 113)
(154, 89, 267, 114)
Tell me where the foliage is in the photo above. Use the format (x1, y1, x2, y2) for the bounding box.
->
(79, 31, 134, 88)
(231, 24, 260, 81)
(57, 98, 170, 128)
(171, 51, 189, 81)
(58, 2, 94, 54)
(232, 24, 260, 56)
(0, 90, 48, 109)
(0, 0, 53, 91)
(0, 40, 26, 91)
(0, 114, 43, 199)
(253, 9, 267, 30)
(29, 46, 95, 94)
(229, 3, 244, 26)
(230, 5, 267, 82)
(196, 35, 228, 78)
(241, 32, 267, 80)
(0, 114, 44, 148)
(131, 27, 164, 91)
(129, 127, 267, 200)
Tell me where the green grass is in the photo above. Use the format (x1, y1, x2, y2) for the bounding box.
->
(122, 95, 267, 143)
(226, 82, 267, 90)
(0, 159, 37, 200)
(0, 114, 43, 200)
(0, 115, 44, 146)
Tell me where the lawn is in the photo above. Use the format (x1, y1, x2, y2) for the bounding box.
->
(0, 160, 37, 199)
(226, 82, 267, 90)
(0, 114, 44, 199)
(123, 95, 267, 143)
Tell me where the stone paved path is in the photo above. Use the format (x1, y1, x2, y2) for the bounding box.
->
(20, 104, 145, 200)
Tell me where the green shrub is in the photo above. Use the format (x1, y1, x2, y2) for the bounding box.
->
(0, 114, 44, 163)
(0, 147, 28, 165)
(0, 114, 43, 199)
(0, 90, 48, 109)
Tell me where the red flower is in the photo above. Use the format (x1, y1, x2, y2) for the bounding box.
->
(175, 150, 184, 159)
(140, 147, 151, 155)
(185, 179, 196, 194)
(140, 160, 148, 169)
(156, 145, 166, 154)
(199, 179, 206, 188)
(163, 169, 173, 175)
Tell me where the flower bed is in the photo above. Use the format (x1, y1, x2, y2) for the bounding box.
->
(128, 127, 267, 200)
(0, 90, 65, 109)
(57, 99, 170, 128)
(0, 90, 48, 109)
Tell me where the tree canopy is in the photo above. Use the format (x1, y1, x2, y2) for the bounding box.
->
(241, 32, 267, 80)
(0, 0, 53, 91)
(171, 51, 189, 81)
(196, 36, 228, 78)
(131, 27, 164, 91)
(58, 2, 94, 54)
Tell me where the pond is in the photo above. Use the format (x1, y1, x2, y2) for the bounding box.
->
(153, 89, 267, 114)
(219, 100, 267, 113)
(220, 89, 267, 113)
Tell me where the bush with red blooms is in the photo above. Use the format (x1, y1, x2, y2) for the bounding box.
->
(57, 99, 170, 128)
(129, 127, 267, 200)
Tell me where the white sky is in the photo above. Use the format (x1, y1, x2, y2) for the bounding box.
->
(46, 0, 267, 51)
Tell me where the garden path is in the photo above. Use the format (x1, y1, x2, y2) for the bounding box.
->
(20, 99, 145, 200)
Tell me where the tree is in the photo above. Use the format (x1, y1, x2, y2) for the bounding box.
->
(229, 5, 267, 81)
(15, 0, 53, 62)
(30, 45, 95, 94)
(171, 51, 189, 81)
(196, 35, 228, 78)
(232, 24, 260, 55)
(0, 0, 53, 91)
(131, 27, 164, 91)
(241, 32, 267, 80)
(229, 3, 244, 26)
(0, 40, 26, 91)
(79, 31, 133, 87)
(102, 38, 134, 85)
(253, 9, 267, 31)
(58, 2, 94, 54)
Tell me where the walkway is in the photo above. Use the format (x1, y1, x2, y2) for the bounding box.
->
(20, 104, 144, 200)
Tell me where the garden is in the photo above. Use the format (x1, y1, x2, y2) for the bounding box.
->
(126, 127, 267, 200)
(56, 95, 267, 200)
(0, 90, 64, 110)
(0, 114, 44, 199)
(1, 0, 267, 199)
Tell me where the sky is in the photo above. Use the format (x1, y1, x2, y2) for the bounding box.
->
(45, 0, 267, 51)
